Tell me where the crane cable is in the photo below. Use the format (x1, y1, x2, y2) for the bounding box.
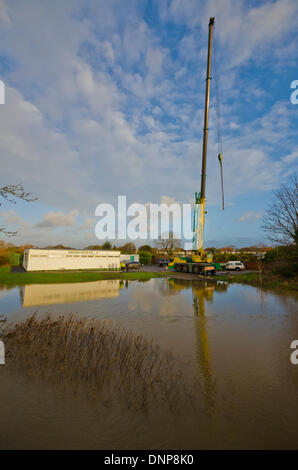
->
(213, 26, 225, 210)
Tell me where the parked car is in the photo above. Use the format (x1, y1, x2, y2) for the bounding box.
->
(157, 259, 169, 267)
(125, 261, 141, 270)
(225, 261, 245, 271)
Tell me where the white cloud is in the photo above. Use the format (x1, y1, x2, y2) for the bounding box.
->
(160, 196, 177, 206)
(280, 151, 298, 164)
(36, 210, 79, 228)
(0, 210, 27, 227)
(103, 40, 115, 65)
(79, 217, 95, 229)
(0, 0, 296, 248)
(162, 0, 298, 66)
(0, 86, 94, 209)
(237, 212, 263, 222)
(175, 66, 187, 80)
(0, 0, 10, 24)
(146, 47, 166, 75)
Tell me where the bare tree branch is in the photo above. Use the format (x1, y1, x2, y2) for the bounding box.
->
(262, 176, 298, 246)
(0, 183, 37, 237)
(0, 184, 37, 205)
(156, 231, 180, 255)
(0, 227, 17, 237)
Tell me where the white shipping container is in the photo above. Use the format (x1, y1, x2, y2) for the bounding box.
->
(23, 249, 121, 271)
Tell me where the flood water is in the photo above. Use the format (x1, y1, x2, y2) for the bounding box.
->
(0, 278, 298, 449)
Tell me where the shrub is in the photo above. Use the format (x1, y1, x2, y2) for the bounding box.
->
(8, 252, 21, 267)
(267, 245, 298, 277)
(264, 247, 280, 262)
(0, 254, 9, 266)
(139, 251, 152, 265)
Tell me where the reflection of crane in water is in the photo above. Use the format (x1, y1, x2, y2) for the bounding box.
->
(192, 284, 217, 405)
(167, 278, 228, 405)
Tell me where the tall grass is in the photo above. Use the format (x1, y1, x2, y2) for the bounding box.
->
(2, 314, 192, 411)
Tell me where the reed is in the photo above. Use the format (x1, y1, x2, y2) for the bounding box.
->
(2, 314, 192, 411)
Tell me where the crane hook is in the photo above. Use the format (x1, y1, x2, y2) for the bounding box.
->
(218, 153, 224, 210)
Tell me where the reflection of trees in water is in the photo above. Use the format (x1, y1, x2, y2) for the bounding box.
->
(249, 284, 298, 317)
(0, 284, 16, 293)
(271, 289, 298, 309)
(19, 285, 25, 305)
(157, 278, 181, 296)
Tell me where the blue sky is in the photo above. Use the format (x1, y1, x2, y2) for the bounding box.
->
(0, 0, 297, 248)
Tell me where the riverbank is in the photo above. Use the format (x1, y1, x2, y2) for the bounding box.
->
(216, 271, 298, 292)
(0, 266, 168, 286)
(1, 265, 297, 293)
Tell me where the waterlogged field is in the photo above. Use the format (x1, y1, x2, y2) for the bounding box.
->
(0, 278, 298, 449)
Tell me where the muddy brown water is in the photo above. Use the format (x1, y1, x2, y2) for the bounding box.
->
(0, 278, 298, 449)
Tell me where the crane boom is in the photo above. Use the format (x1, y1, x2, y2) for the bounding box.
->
(168, 17, 220, 275)
(193, 17, 215, 256)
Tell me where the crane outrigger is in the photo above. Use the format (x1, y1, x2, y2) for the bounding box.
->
(169, 17, 222, 275)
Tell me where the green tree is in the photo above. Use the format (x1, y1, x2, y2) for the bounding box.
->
(102, 241, 112, 250)
(139, 244, 152, 252)
(139, 251, 152, 265)
(119, 242, 136, 253)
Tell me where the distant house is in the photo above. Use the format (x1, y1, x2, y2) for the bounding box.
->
(220, 247, 236, 254)
(238, 246, 273, 256)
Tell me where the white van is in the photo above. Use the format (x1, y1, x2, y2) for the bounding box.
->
(225, 261, 245, 271)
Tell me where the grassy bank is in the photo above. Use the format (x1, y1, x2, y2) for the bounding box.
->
(0, 265, 167, 286)
(216, 271, 298, 292)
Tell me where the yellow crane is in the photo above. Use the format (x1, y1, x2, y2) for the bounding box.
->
(193, 17, 215, 261)
(169, 17, 223, 275)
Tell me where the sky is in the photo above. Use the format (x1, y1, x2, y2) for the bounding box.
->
(0, 0, 297, 249)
